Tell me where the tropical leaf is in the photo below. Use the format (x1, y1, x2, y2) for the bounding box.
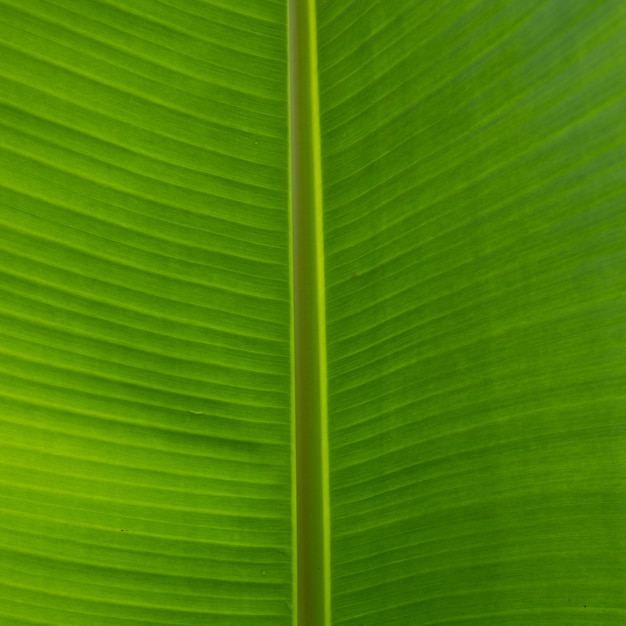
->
(319, 1, 626, 624)
(0, 1, 625, 625)
(0, 1, 293, 624)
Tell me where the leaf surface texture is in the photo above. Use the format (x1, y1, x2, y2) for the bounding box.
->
(0, 1, 293, 624)
(318, 1, 626, 624)
(0, 1, 625, 625)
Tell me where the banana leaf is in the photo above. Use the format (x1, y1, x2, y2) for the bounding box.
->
(0, 1, 624, 624)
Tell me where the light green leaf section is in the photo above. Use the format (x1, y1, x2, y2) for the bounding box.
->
(318, 1, 626, 624)
(0, 1, 293, 625)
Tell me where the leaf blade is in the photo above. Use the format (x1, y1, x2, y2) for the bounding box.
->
(0, 1, 293, 624)
(318, 1, 626, 623)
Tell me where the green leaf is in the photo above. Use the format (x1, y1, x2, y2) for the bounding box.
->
(0, 1, 293, 624)
(319, 1, 626, 624)
(1, 1, 625, 625)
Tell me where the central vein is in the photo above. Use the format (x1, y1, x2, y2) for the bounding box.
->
(288, 0, 330, 624)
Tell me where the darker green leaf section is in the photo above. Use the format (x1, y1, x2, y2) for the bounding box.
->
(318, 1, 626, 624)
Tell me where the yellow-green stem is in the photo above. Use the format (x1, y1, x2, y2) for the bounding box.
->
(289, 0, 330, 625)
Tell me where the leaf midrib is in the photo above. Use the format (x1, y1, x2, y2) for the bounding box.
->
(289, 1, 330, 625)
